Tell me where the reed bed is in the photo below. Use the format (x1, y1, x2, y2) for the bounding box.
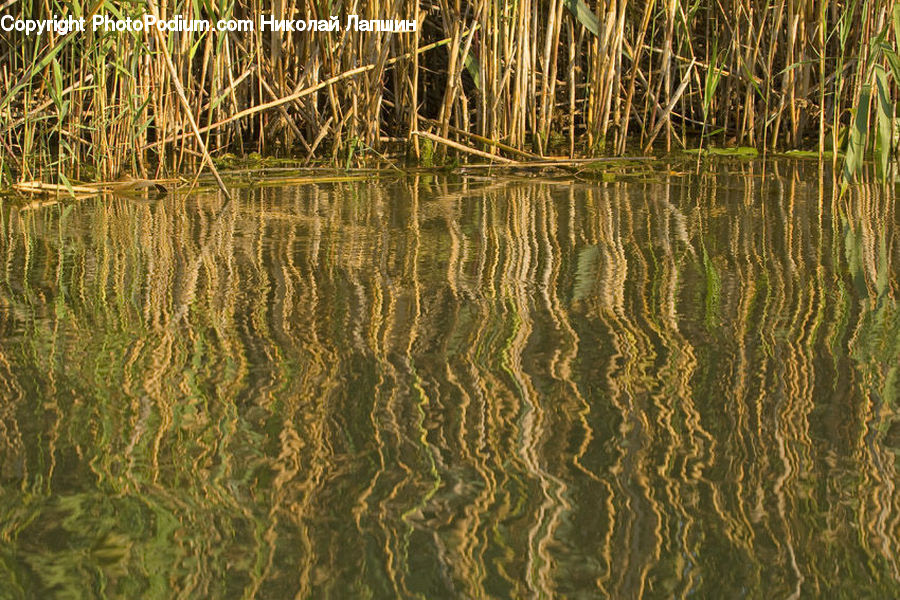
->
(0, 0, 898, 184)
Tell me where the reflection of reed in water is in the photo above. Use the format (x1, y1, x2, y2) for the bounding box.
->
(0, 162, 897, 597)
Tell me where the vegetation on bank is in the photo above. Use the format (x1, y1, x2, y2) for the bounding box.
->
(0, 0, 898, 186)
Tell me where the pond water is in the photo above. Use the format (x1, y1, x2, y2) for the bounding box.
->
(0, 160, 897, 598)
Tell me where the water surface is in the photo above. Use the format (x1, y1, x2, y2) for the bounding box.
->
(0, 160, 898, 598)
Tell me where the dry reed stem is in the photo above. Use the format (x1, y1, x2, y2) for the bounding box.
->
(412, 131, 516, 163)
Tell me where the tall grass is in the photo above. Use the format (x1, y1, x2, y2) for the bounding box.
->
(0, 0, 898, 183)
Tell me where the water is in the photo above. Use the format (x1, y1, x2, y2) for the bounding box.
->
(0, 160, 897, 598)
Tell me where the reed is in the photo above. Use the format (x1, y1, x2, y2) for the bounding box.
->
(0, 0, 898, 184)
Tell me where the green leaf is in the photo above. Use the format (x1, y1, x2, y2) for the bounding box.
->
(0, 35, 74, 111)
(58, 173, 75, 197)
(839, 0, 859, 44)
(884, 47, 900, 84)
(893, 4, 900, 47)
(564, 0, 600, 38)
(103, 3, 126, 21)
(464, 52, 481, 90)
(190, 36, 205, 61)
(873, 66, 892, 180)
(52, 59, 63, 100)
(844, 84, 871, 183)
(703, 42, 724, 119)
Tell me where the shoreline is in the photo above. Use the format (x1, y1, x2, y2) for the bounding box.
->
(1, 150, 861, 201)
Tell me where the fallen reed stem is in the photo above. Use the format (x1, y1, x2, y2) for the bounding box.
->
(411, 131, 516, 163)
